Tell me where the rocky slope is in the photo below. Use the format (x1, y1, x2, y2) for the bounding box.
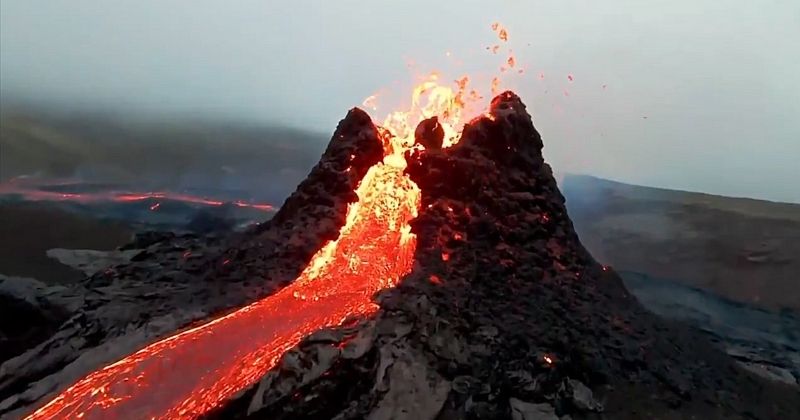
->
(563, 174, 800, 312)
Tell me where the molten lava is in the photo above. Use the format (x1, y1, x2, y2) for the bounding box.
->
(0, 180, 274, 212)
(27, 22, 518, 419)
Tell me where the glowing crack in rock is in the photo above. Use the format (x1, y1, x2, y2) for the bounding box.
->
(27, 22, 517, 419)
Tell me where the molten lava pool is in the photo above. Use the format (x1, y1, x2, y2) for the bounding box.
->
(29, 163, 420, 419)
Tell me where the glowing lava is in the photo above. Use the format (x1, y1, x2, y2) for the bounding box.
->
(0, 180, 274, 212)
(27, 22, 516, 420)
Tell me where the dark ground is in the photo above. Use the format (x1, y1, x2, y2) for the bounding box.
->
(0, 202, 132, 283)
(564, 175, 800, 312)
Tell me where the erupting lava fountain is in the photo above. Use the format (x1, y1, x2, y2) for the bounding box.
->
(27, 22, 521, 420)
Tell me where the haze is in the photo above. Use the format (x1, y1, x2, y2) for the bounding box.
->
(1, 0, 798, 203)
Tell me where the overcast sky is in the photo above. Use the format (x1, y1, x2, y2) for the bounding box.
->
(1, 0, 798, 202)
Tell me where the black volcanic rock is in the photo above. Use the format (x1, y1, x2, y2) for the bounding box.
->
(415, 116, 445, 150)
(213, 107, 385, 289)
(230, 93, 800, 420)
(268, 107, 382, 228)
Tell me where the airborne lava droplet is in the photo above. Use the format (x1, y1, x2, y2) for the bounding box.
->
(456, 76, 469, 91)
(491, 77, 501, 95)
(362, 95, 378, 111)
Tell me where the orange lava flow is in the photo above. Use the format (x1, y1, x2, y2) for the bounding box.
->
(27, 161, 420, 419)
(27, 22, 516, 419)
(0, 180, 274, 212)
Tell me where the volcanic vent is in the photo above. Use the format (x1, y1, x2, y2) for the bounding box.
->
(217, 93, 800, 419)
(4, 92, 799, 419)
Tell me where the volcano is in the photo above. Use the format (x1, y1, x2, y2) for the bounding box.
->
(2, 92, 798, 419)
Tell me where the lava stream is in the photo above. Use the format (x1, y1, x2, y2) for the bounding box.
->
(0, 181, 274, 212)
(28, 162, 420, 419)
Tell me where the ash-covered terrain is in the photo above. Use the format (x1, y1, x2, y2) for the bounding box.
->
(1, 93, 798, 419)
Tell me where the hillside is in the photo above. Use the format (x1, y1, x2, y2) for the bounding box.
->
(563, 174, 800, 311)
(0, 104, 325, 202)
